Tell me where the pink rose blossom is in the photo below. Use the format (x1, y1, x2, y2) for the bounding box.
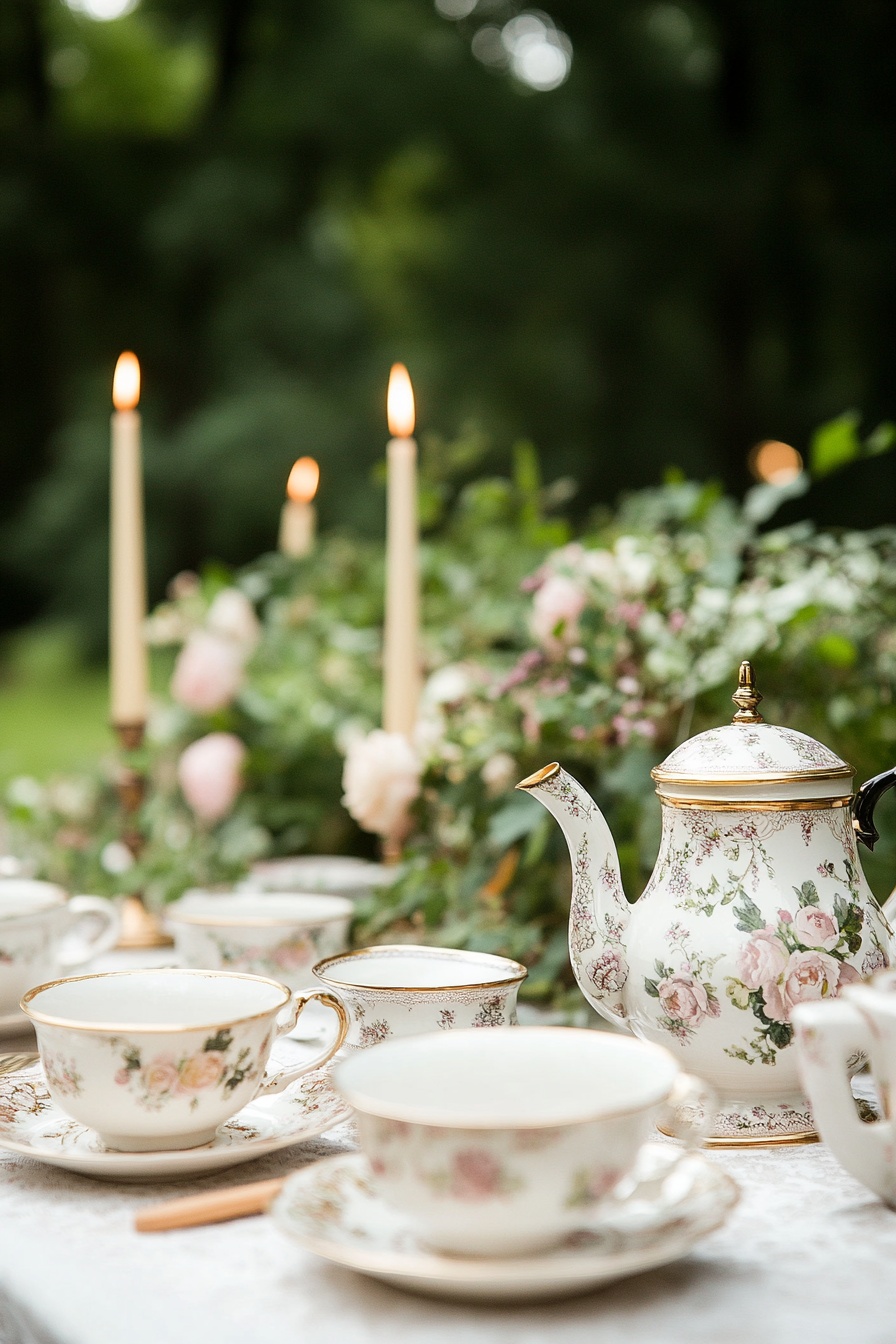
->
(668, 610, 687, 633)
(738, 927, 789, 1021)
(778, 909, 793, 924)
(781, 949, 842, 1014)
(451, 1149, 504, 1200)
(341, 730, 422, 838)
(178, 732, 247, 824)
(114, 1068, 131, 1086)
(657, 972, 719, 1026)
(531, 575, 588, 651)
(177, 1051, 226, 1093)
(613, 600, 646, 630)
(171, 631, 245, 714)
(793, 907, 839, 951)
(273, 941, 313, 971)
(141, 1057, 180, 1096)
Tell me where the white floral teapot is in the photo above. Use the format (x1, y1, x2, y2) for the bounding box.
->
(518, 662, 896, 1144)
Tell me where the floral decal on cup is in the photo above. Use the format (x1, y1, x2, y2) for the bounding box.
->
(110, 1029, 262, 1112)
(358, 1019, 392, 1048)
(723, 871, 870, 1066)
(211, 932, 317, 977)
(423, 1148, 523, 1201)
(42, 1054, 83, 1099)
(471, 995, 507, 1028)
(437, 1008, 456, 1029)
(566, 1165, 623, 1208)
(644, 924, 722, 1043)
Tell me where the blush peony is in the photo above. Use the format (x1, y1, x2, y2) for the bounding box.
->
(177, 1050, 226, 1093)
(793, 906, 840, 951)
(530, 575, 588, 651)
(341, 730, 422, 838)
(171, 631, 245, 714)
(781, 949, 843, 1015)
(178, 732, 247, 824)
(657, 972, 719, 1026)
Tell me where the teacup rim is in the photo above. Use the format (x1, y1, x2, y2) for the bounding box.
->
(334, 1026, 678, 1129)
(313, 944, 528, 993)
(166, 891, 354, 928)
(20, 967, 293, 1034)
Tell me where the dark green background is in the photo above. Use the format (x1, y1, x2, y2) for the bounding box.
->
(1, 0, 894, 646)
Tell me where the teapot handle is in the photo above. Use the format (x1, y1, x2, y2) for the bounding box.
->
(852, 766, 896, 851)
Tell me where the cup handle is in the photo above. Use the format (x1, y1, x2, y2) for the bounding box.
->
(256, 990, 349, 1096)
(56, 896, 122, 968)
(794, 1000, 893, 1203)
(657, 1072, 717, 1147)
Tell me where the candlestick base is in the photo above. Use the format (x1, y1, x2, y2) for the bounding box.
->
(118, 895, 174, 950)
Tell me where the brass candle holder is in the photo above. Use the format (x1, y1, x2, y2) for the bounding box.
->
(113, 721, 173, 950)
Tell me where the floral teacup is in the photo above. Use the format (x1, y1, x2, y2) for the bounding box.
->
(313, 944, 527, 1049)
(0, 880, 120, 1018)
(21, 968, 348, 1151)
(165, 890, 353, 988)
(334, 1026, 705, 1256)
(794, 971, 896, 1206)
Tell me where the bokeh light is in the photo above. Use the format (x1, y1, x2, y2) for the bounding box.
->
(64, 0, 139, 21)
(749, 440, 804, 485)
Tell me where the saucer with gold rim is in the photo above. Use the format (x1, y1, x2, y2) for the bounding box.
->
(271, 1143, 738, 1303)
(0, 1061, 351, 1181)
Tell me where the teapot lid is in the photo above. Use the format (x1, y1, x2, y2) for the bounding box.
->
(651, 662, 853, 804)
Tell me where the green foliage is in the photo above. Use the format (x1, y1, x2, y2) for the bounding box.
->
(4, 452, 896, 1002)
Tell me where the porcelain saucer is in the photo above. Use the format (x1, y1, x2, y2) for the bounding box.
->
(0, 1062, 351, 1182)
(272, 1143, 738, 1303)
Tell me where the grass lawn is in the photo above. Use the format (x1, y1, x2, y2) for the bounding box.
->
(0, 626, 117, 784)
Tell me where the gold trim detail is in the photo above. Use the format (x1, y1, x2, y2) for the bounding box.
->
(515, 762, 560, 791)
(651, 763, 853, 785)
(657, 1123, 819, 1148)
(20, 967, 292, 1034)
(313, 944, 528, 995)
(731, 660, 764, 724)
(657, 794, 853, 813)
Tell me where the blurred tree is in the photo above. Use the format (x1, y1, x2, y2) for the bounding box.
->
(0, 0, 893, 648)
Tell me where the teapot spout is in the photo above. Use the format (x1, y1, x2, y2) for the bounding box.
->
(516, 763, 630, 1027)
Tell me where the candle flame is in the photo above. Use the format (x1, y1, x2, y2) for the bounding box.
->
(387, 363, 415, 438)
(287, 456, 320, 503)
(112, 352, 140, 410)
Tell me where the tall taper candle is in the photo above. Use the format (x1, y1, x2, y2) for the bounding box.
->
(383, 363, 421, 738)
(279, 456, 319, 557)
(110, 352, 149, 729)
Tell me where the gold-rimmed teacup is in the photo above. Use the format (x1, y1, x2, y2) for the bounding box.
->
(165, 890, 353, 988)
(313, 944, 528, 1048)
(21, 968, 348, 1152)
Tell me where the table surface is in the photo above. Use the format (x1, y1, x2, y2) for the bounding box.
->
(2, 952, 895, 1344)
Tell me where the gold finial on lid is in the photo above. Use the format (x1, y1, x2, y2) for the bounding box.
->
(732, 661, 764, 724)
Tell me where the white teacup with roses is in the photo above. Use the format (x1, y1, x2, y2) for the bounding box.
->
(166, 890, 353, 988)
(313, 944, 528, 1049)
(21, 968, 348, 1151)
(334, 1026, 710, 1256)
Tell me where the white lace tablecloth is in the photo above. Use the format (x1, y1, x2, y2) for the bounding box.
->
(2, 953, 896, 1344)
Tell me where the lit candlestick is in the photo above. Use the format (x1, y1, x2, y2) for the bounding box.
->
(109, 352, 149, 733)
(383, 363, 421, 738)
(279, 456, 320, 557)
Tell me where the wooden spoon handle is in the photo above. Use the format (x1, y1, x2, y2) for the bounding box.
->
(135, 1176, 287, 1232)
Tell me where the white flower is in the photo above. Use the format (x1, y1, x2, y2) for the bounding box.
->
(206, 588, 261, 649)
(424, 665, 470, 706)
(101, 841, 134, 875)
(342, 731, 422, 838)
(481, 752, 517, 796)
(6, 777, 44, 810)
(170, 632, 245, 714)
